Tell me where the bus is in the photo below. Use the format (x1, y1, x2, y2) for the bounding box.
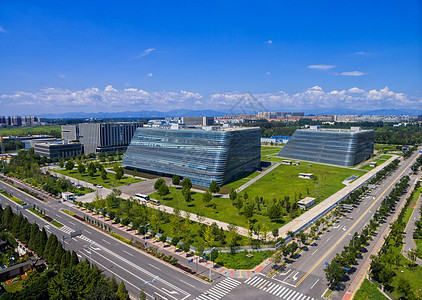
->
(149, 199, 160, 205)
(135, 194, 150, 203)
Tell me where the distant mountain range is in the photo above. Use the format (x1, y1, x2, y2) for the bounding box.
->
(40, 109, 227, 119)
(40, 108, 422, 119)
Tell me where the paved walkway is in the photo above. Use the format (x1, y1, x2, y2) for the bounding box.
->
(401, 190, 422, 266)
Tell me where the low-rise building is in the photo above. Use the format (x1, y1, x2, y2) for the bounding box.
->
(369, 161, 377, 167)
(34, 140, 82, 159)
(298, 173, 313, 179)
(297, 197, 316, 210)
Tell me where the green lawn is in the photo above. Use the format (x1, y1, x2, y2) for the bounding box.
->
(360, 158, 390, 171)
(0, 125, 61, 138)
(242, 162, 366, 205)
(210, 250, 274, 269)
(378, 155, 392, 160)
(151, 163, 364, 231)
(52, 168, 142, 188)
(151, 186, 281, 230)
(3, 280, 24, 293)
(223, 171, 263, 190)
(378, 187, 422, 299)
(354, 279, 387, 300)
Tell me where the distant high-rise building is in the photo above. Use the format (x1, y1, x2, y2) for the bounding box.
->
(63, 122, 141, 154)
(181, 116, 214, 126)
(61, 125, 80, 140)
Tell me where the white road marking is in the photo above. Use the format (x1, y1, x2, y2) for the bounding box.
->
(326, 236, 332, 242)
(84, 230, 92, 234)
(180, 279, 196, 288)
(311, 279, 319, 289)
(312, 249, 319, 255)
(148, 263, 161, 271)
(68, 221, 76, 226)
(123, 250, 133, 256)
(101, 238, 110, 244)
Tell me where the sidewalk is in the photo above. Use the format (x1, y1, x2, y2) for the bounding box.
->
(401, 190, 422, 266)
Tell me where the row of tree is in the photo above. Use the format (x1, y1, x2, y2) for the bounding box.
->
(324, 175, 411, 287)
(241, 120, 422, 145)
(0, 204, 132, 300)
(370, 180, 421, 299)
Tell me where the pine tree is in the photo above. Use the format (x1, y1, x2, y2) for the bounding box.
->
(53, 242, 65, 265)
(139, 290, 147, 300)
(109, 275, 119, 293)
(70, 250, 79, 267)
(38, 228, 48, 255)
(116, 281, 130, 300)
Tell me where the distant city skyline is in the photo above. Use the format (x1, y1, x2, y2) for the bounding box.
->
(0, 1, 421, 115)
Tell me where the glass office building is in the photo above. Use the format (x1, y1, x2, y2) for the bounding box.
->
(122, 127, 261, 187)
(277, 127, 374, 167)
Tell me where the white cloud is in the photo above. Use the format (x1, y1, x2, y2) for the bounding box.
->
(267, 40, 273, 45)
(147, 73, 153, 77)
(266, 72, 271, 75)
(58, 74, 66, 79)
(0, 85, 420, 114)
(136, 48, 156, 58)
(0, 26, 6, 33)
(355, 51, 370, 56)
(307, 65, 335, 70)
(340, 71, 366, 76)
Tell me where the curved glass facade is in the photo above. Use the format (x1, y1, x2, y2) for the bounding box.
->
(277, 129, 374, 166)
(122, 127, 261, 187)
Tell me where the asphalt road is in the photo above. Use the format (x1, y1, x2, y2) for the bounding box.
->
(1, 150, 420, 300)
(264, 149, 421, 299)
(0, 179, 284, 300)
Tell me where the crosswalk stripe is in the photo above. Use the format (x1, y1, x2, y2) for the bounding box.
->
(251, 277, 264, 286)
(284, 289, 294, 299)
(268, 284, 281, 294)
(247, 276, 261, 285)
(263, 282, 274, 291)
(194, 278, 240, 300)
(290, 291, 300, 300)
(278, 287, 290, 297)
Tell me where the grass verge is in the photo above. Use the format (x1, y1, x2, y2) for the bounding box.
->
(354, 279, 388, 300)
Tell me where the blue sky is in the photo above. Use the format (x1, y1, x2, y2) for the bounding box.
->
(0, 0, 421, 115)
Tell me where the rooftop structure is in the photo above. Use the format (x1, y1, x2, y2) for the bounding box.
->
(122, 127, 261, 187)
(297, 197, 316, 210)
(278, 127, 374, 167)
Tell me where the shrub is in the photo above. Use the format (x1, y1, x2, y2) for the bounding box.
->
(171, 236, 180, 247)
(159, 234, 167, 243)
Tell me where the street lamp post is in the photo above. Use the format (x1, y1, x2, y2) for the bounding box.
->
(209, 247, 215, 282)
(141, 276, 158, 299)
(83, 242, 96, 268)
(349, 233, 360, 247)
(140, 223, 150, 248)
